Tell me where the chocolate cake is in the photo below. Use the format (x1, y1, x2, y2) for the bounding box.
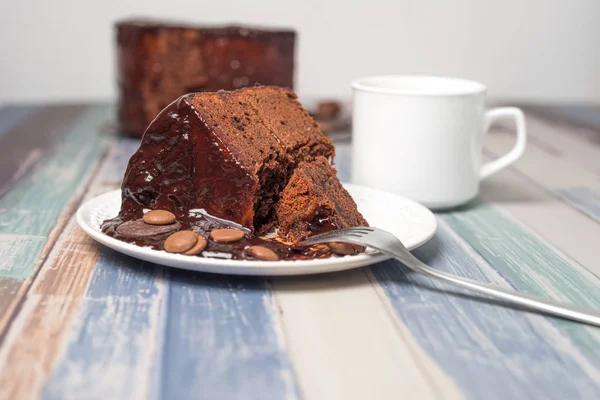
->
(119, 86, 335, 235)
(106, 86, 368, 260)
(278, 156, 368, 242)
(116, 19, 296, 137)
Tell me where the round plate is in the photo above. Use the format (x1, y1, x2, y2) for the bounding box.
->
(76, 184, 437, 276)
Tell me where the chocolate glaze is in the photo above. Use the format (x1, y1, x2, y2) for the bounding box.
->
(102, 209, 332, 261)
(119, 96, 256, 227)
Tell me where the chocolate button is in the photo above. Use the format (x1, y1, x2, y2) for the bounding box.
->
(210, 228, 245, 243)
(164, 231, 198, 253)
(143, 210, 176, 225)
(247, 245, 279, 261)
(328, 242, 365, 255)
(116, 219, 180, 238)
(184, 236, 208, 256)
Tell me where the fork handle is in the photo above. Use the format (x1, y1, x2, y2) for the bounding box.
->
(396, 252, 600, 327)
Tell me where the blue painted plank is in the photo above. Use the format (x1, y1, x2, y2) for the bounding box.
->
(42, 247, 164, 400)
(371, 221, 600, 400)
(443, 204, 600, 365)
(161, 269, 300, 400)
(558, 186, 600, 222)
(0, 106, 38, 138)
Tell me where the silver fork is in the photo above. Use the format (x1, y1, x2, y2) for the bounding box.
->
(299, 226, 600, 327)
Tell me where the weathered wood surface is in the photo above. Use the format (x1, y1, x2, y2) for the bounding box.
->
(0, 103, 599, 400)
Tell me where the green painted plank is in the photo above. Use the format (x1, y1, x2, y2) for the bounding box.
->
(0, 234, 46, 280)
(0, 105, 111, 237)
(0, 105, 86, 198)
(443, 203, 600, 363)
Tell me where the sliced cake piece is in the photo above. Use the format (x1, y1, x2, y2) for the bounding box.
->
(119, 86, 334, 233)
(277, 156, 368, 243)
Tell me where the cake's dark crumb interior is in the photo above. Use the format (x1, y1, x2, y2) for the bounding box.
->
(277, 156, 368, 242)
(253, 153, 293, 234)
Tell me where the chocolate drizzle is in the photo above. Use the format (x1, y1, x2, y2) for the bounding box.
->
(102, 209, 332, 261)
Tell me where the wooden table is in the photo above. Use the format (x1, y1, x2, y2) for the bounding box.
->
(0, 103, 599, 400)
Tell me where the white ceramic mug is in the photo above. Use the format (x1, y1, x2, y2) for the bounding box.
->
(351, 75, 526, 209)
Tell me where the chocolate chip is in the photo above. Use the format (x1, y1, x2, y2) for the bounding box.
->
(143, 209, 176, 225)
(328, 242, 365, 255)
(116, 219, 180, 238)
(164, 231, 198, 253)
(209, 228, 245, 243)
(247, 245, 279, 261)
(184, 236, 208, 256)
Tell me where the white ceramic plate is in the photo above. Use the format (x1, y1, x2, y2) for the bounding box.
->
(76, 184, 437, 276)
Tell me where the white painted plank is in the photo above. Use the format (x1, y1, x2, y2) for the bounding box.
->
(484, 129, 600, 191)
(271, 270, 462, 400)
(517, 114, 600, 176)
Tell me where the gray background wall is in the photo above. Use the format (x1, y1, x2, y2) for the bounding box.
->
(1, 0, 599, 104)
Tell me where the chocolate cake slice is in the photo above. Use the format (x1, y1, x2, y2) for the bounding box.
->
(277, 157, 369, 242)
(116, 19, 295, 137)
(119, 86, 334, 235)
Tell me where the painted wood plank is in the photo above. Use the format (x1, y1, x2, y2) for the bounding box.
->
(272, 270, 462, 400)
(0, 105, 110, 237)
(0, 279, 23, 329)
(0, 105, 111, 338)
(484, 128, 600, 192)
(516, 113, 600, 176)
(370, 220, 600, 400)
(0, 209, 101, 398)
(443, 204, 600, 366)
(0, 234, 46, 280)
(41, 248, 165, 400)
(0, 294, 86, 400)
(558, 187, 600, 222)
(0, 105, 86, 198)
(39, 138, 165, 400)
(0, 106, 38, 139)
(482, 130, 600, 278)
(160, 270, 300, 400)
(0, 136, 155, 400)
(521, 104, 600, 138)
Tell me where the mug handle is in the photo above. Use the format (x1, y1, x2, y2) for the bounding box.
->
(480, 107, 527, 179)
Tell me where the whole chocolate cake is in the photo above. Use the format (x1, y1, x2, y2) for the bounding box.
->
(116, 19, 296, 137)
(104, 86, 368, 261)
